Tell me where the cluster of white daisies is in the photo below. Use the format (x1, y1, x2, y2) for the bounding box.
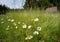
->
(0, 17, 42, 40)
(25, 26, 41, 40)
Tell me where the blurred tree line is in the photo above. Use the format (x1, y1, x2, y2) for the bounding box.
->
(0, 5, 9, 14)
(24, 0, 60, 10)
(0, 0, 60, 14)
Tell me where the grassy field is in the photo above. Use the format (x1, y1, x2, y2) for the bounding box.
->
(0, 10, 60, 42)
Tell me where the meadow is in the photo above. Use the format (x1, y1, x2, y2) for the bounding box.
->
(0, 10, 60, 42)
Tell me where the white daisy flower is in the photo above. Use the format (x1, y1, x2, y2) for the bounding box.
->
(34, 18, 39, 22)
(11, 19, 14, 22)
(22, 24, 27, 28)
(6, 25, 10, 30)
(1, 21, 4, 24)
(13, 22, 17, 26)
(6, 27, 9, 30)
(33, 31, 39, 35)
(25, 35, 33, 40)
(37, 27, 41, 31)
(8, 19, 11, 21)
(42, 40, 45, 42)
(16, 26, 18, 29)
(7, 25, 10, 28)
(1, 18, 4, 20)
(28, 25, 32, 29)
(22, 22, 25, 24)
(18, 22, 20, 24)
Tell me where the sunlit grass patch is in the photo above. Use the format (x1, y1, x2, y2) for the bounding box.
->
(0, 10, 60, 42)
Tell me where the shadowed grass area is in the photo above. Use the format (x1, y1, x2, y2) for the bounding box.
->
(0, 10, 60, 42)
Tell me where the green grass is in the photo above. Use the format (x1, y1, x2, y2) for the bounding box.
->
(0, 10, 60, 42)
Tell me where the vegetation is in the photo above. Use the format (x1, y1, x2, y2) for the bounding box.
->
(24, 0, 60, 10)
(0, 5, 9, 14)
(0, 0, 60, 42)
(0, 10, 60, 42)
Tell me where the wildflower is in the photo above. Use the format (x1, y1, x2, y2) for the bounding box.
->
(1, 18, 4, 20)
(1, 21, 4, 24)
(16, 26, 18, 29)
(37, 27, 41, 31)
(6, 25, 10, 30)
(34, 18, 39, 22)
(11, 19, 14, 22)
(8, 19, 11, 21)
(18, 22, 20, 24)
(22, 24, 27, 28)
(33, 31, 39, 35)
(28, 25, 32, 29)
(6, 27, 9, 30)
(7, 16, 11, 18)
(42, 40, 44, 42)
(25, 35, 33, 40)
(22, 22, 25, 24)
(13, 22, 17, 26)
(7, 25, 10, 28)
